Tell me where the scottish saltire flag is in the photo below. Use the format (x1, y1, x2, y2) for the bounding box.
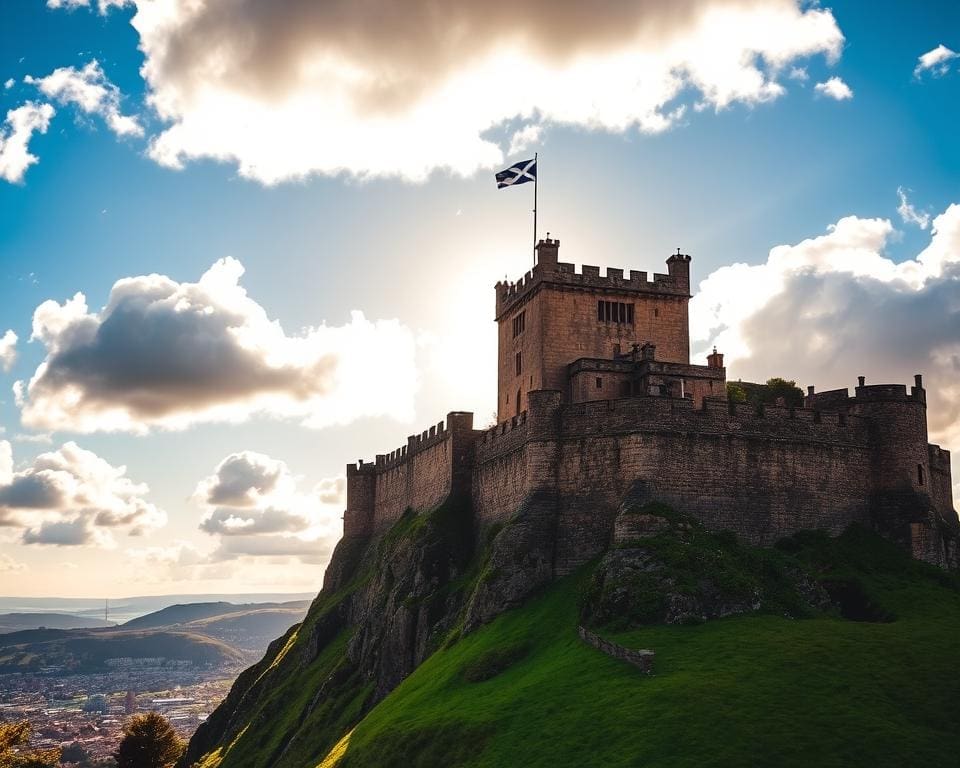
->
(495, 158, 537, 189)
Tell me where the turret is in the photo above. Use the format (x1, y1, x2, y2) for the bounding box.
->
(666, 251, 691, 293)
(535, 237, 560, 270)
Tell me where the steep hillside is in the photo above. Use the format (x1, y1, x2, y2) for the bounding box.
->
(182, 501, 960, 768)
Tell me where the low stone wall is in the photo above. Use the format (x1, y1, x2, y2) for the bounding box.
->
(577, 626, 654, 673)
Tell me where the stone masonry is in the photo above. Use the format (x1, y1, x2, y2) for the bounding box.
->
(344, 238, 960, 571)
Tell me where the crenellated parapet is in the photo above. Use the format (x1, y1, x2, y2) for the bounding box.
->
(494, 238, 691, 320)
(343, 412, 481, 537)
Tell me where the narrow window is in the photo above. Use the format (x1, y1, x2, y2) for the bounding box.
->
(627, 304, 634, 324)
(597, 301, 604, 322)
(596, 377, 603, 390)
(515, 351, 522, 375)
(516, 389, 521, 416)
(654, 307, 660, 318)
(512, 311, 526, 338)
(918, 464, 925, 486)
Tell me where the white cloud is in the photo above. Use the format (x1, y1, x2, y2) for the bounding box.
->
(86, 0, 847, 184)
(914, 44, 959, 78)
(3, 79, 14, 90)
(17, 258, 417, 433)
(0, 102, 55, 184)
(46, 0, 132, 13)
(788, 66, 808, 81)
(0, 330, 16, 372)
(25, 60, 143, 137)
(690, 202, 960, 502)
(0, 552, 26, 572)
(814, 75, 852, 100)
(897, 187, 930, 230)
(195, 451, 343, 564)
(0, 441, 165, 547)
(508, 124, 543, 156)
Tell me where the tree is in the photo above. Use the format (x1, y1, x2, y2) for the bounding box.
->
(114, 714, 184, 768)
(0, 721, 60, 768)
(763, 377, 804, 408)
(726, 382, 747, 403)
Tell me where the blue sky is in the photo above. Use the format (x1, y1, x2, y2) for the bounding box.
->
(0, 0, 957, 596)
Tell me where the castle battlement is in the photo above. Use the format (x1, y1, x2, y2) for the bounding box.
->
(341, 234, 957, 571)
(495, 238, 690, 320)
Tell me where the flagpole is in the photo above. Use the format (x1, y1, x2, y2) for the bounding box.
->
(532, 152, 538, 266)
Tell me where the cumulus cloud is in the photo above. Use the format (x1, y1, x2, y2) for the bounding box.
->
(788, 66, 808, 81)
(0, 441, 165, 546)
(3, 79, 14, 90)
(914, 44, 958, 78)
(26, 60, 143, 137)
(508, 124, 543, 156)
(16, 257, 417, 433)
(0, 330, 17, 371)
(195, 451, 343, 564)
(46, 0, 131, 13)
(897, 187, 930, 230)
(813, 75, 852, 100)
(0, 102, 55, 184)
(61, 0, 844, 184)
(690, 202, 960, 502)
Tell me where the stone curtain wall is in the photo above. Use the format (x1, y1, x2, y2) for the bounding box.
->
(473, 413, 532, 525)
(577, 626, 654, 673)
(344, 412, 479, 536)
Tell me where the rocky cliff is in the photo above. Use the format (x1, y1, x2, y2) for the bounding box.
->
(181, 488, 959, 768)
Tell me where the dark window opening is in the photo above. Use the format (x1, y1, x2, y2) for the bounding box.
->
(516, 389, 521, 416)
(595, 377, 603, 390)
(512, 311, 526, 338)
(515, 351, 522, 375)
(620, 381, 631, 396)
(596, 300, 635, 325)
(654, 308, 660, 318)
(918, 464, 925, 486)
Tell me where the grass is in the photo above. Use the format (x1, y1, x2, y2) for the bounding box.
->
(317, 526, 960, 768)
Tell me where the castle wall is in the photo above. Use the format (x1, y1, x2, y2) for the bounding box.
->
(929, 444, 954, 524)
(372, 438, 453, 528)
(344, 413, 479, 536)
(473, 414, 531, 525)
(550, 398, 874, 572)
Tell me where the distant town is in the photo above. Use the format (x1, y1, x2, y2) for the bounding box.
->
(0, 595, 312, 764)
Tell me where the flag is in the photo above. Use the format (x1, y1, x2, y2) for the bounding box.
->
(495, 158, 537, 189)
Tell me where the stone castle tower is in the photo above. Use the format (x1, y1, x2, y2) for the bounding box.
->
(344, 238, 959, 570)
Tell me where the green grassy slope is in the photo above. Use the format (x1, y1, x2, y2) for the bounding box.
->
(320, 528, 960, 768)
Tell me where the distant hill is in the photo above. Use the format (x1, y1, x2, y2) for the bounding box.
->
(0, 628, 244, 673)
(0, 612, 115, 634)
(123, 600, 309, 631)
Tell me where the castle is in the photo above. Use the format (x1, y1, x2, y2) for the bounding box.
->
(343, 238, 959, 570)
